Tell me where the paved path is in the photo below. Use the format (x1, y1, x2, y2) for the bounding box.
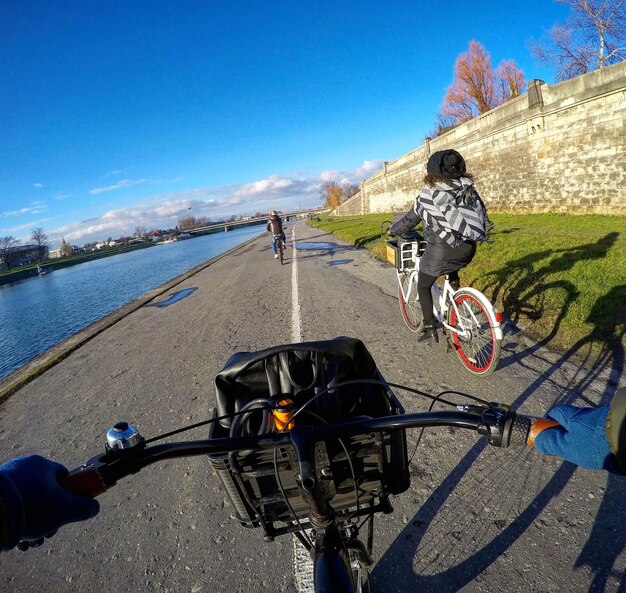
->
(1, 221, 625, 592)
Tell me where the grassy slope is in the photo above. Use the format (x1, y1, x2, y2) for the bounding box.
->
(309, 213, 626, 356)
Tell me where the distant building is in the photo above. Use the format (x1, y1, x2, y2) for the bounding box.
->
(0, 244, 49, 270)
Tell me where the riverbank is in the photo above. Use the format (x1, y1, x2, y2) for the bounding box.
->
(309, 212, 626, 358)
(0, 242, 156, 285)
(0, 231, 264, 402)
(0, 222, 268, 286)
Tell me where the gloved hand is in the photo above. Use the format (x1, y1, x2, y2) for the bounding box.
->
(534, 405, 619, 472)
(0, 455, 100, 548)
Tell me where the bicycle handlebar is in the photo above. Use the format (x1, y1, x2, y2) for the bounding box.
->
(60, 406, 561, 499)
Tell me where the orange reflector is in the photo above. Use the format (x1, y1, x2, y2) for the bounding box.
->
(527, 418, 561, 447)
(273, 399, 295, 432)
(495, 311, 503, 322)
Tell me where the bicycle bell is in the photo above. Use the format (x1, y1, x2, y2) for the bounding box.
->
(106, 421, 143, 450)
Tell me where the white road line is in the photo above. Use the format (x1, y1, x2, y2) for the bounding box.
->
(289, 223, 312, 593)
(291, 223, 303, 342)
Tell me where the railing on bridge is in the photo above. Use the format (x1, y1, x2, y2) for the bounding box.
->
(187, 209, 328, 234)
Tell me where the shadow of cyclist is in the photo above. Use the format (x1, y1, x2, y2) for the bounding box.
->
(481, 232, 618, 315)
(567, 285, 626, 593)
(479, 232, 619, 368)
(372, 283, 626, 592)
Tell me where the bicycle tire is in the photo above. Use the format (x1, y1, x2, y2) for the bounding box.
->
(398, 273, 424, 332)
(448, 289, 501, 375)
(293, 534, 315, 593)
(293, 530, 368, 593)
(349, 549, 371, 593)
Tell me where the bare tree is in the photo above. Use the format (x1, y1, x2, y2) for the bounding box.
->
(31, 227, 48, 262)
(441, 41, 497, 124)
(178, 215, 213, 230)
(134, 226, 147, 239)
(177, 214, 196, 231)
(495, 60, 527, 101)
(427, 114, 459, 139)
(0, 236, 21, 271)
(195, 216, 212, 227)
(531, 0, 626, 81)
(439, 41, 526, 127)
(341, 183, 359, 202)
(320, 181, 343, 208)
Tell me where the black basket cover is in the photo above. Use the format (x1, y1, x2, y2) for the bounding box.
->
(214, 336, 391, 428)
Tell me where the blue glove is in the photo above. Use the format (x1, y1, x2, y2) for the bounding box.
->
(534, 405, 619, 472)
(0, 455, 100, 549)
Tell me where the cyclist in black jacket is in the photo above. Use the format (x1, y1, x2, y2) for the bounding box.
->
(1, 388, 624, 551)
(266, 210, 287, 260)
(388, 150, 488, 343)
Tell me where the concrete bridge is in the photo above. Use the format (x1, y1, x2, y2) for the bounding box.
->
(188, 208, 328, 234)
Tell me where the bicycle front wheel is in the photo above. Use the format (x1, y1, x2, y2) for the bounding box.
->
(349, 549, 371, 593)
(398, 272, 424, 332)
(449, 289, 501, 375)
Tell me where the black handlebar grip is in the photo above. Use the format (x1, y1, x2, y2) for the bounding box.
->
(60, 466, 108, 498)
(507, 414, 561, 447)
(507, 414, 532, 446)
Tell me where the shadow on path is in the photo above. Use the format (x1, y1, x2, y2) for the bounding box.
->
(372, 280, 626, 592)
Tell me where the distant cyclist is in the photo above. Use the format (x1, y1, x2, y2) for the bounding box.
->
(388, 149, 489, 343)
(267, 210, 287, 260)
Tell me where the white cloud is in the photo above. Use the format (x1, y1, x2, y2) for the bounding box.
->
(33, 183, 44, 189)
(5, 217, 55, 234)
(319, 159, 384, 185)
(90, 179, 147, 195)
(46, 160, 382, 245)
(104, 167, 134, 178)
(234, 175, 294, 197)
(1, 205, 46, 218)
(89, 176, 184, 195)
(354, 159, 384, 176)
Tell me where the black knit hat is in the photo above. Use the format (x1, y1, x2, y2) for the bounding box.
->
(426, 149, 466, 179)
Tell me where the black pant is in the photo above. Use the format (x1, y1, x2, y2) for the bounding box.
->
(417, 271, 460, 326)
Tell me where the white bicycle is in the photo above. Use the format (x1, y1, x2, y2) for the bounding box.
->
(387, 232, 503, 376)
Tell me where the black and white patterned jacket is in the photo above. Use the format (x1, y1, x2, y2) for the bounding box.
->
(390, 177, 487, 247)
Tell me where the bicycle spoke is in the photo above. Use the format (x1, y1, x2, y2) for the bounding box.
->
(398, 272, 423, 332)
(449, 291, 501, 375)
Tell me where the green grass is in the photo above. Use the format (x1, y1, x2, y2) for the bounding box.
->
(310, 213, 626, 356)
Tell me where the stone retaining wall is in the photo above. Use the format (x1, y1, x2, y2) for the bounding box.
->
(336, 62, 626, 216)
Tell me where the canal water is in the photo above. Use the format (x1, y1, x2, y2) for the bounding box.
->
(0, 225, 264, 381)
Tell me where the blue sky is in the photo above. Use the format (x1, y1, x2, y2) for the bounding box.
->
(1, 0, 569, 247)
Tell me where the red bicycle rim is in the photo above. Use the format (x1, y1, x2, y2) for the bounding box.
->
(450, 293, 495, 372)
